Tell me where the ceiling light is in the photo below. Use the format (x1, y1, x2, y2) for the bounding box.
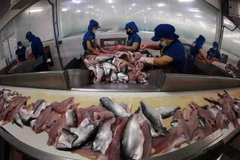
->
(177, 13, 182, 16)
(108, 0, 113, 3)
(194, 14, 202, 18)
(88, 6, 93, 8)
(132, 3, 136, 6)
(62, 8, 68, 12)
(112, 6, 115, 8)
(179, 0, 194, 2)
(129, 7, 131, 9)
(72, 0, 80, 3)
(147, 8, 151, 10)
(86, 12, 89, 14)
(97, 9, 99, 11)
(158, 3, 165, 7)
(189, 8, 199, 12)
(29, 8, 42, 12)
(76, 10, 81, 12)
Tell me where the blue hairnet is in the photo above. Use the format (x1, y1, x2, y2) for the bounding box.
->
(151, 24, 179, 41)
(87, 19, 100, 32)
(124, 21, 139, 33)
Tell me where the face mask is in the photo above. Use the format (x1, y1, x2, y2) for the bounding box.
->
(92, 29, 97, 33)
(160, 40, 167, 47)
(18, 46, 22, 49)
(213, 47, 217, 50)
(126, 31, 132, 35)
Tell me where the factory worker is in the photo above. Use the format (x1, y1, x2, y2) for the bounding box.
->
(139, 24, 186, 73)
(116, 21, 141, 52)
(206, 41, 221, 61)
(26, 31, 48, 71)
(15, 41, 27, 63)
(185, 35, 208, 74)
(82, 19, 110, 56)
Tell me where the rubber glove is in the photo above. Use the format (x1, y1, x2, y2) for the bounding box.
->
(116, 45, 125, 51)
(139, 57, 155, 65)
(140, 44, 159, 50)
(92, 50, 101, 55)
(100, 48, 111, 54)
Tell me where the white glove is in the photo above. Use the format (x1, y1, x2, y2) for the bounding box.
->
(139, 57, 154, 65)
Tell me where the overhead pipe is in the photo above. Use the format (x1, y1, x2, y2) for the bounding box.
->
(48, 0, 63, 69)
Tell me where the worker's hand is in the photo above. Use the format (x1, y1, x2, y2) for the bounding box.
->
(92, 50, 101, 55)
(116, 45, 125, 51)
(140, 44, 159, 50)
(27, 53, 34, 59)
(100, 48, 111, 54)
(139, 57, 155, 65)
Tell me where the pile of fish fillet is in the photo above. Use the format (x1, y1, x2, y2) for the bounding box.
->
(0, 88, 240, 160)
(84, 51, 148, 84)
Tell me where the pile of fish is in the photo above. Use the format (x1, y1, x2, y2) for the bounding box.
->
(212, 61, 240, 78)
(0, 88, 240, 160)
(84, 51, 148, 84)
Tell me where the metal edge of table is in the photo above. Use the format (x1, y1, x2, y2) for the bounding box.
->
(0, 127, 79, 160)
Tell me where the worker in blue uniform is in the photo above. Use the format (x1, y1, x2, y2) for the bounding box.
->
(26, 31, 48, 71)
(139, 24, 186, 73)
(185, 35, 208, 74)
(207, 41, 221, 61)
(116, 21, 141, 52)
(15, 41, 27, 63)
(82, 19, 110, 57)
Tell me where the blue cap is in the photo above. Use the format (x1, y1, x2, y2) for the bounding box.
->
(88, 19, 100, 32)
(213, 41, 218, 48)
(124, 21, 139, 33)
(17, 41, 22, 46)
(151, 24, 177, 41)
(196, 35, 205, 43)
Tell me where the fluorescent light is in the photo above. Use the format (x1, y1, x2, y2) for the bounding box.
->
(92, 13, 94, 15)
(147, 7, 151, 10)
(29, 8, 42, 12)
(72, 0, 80, 3)
(158, 3, 165, 7)
(76, 10, 81, 12)
(129, 7, 131, 10)
(112, 6, 115, 8)
(159, 11, 163, 13)
(108, 0, 113, 3)
(97, 9, 99, 11)
(86, 12, 89, 14)
(62, 8, 68, 12)
(177, 13, 182, 16)
(88, 6, 93, 8)
(179, 0, 194, 2)
(132, 3, 136, 6)
(189, 8, 199, 12)
(194, 14, 202, 18)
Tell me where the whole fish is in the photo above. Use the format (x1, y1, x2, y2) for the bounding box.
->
(72, 118, 98, 149)
(65, 107, 77, 127)
(121, 114, 144, 160)
(102, 62, 118, 73)
(100, 97, 130, 117)
(56, 128, 78, 150)
(157, 106, 181, 119)
(140, 101, 168, 137)
(92, 117, 115, 154)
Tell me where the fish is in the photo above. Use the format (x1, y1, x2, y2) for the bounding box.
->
(191, 102, 214, 125)
(45, 110, 61, 133)
(93, 110, 114, 126)
(203, 105, 219, 119)
(56, 128, 78, 150)
(193, 127, 206, 141)
(117, 72, 129, 83)
(110, 72, 118, 82)
(187, 109, 199, 137)
(51, 97, 78, 114)
(96, 55, 114, 63)
(170, 119, 191, 144)
(48, 115, 68, 146)
(121, 114, 144, 160)
(139, 118, 152, 158)
(157, 106, 181, 119)
(182, 105, 194, 120)
(204, 97, 222, 111)
(100, 97, 130, 118)
(105, 117, 128, 160)
(33, 106, 52, 133)
(12, 113, 24, 128)
(92, 117, 115, 154)
(140, 101, 168, 137)
(18, 108, 35, 126)
(32, 100, 47, 117)
(119, 102, 132, 113)
(88, 66, 97, 77)
(95, 65, 104, 84)
(65, 107, 77, 127)
(172, 110, 183, 121)
(72, 118, 98, 149)
(102, 62, 118, 73)
(198, 117, 213, 136)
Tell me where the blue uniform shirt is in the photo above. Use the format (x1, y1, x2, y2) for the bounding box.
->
(15, 46, 27, 62)
(162, 39, 186, 73)
(82, 32, 96, 50)
(126, 33, 141, 51)
(207, 48, 221, 60)
(190, 41, 203, 57)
